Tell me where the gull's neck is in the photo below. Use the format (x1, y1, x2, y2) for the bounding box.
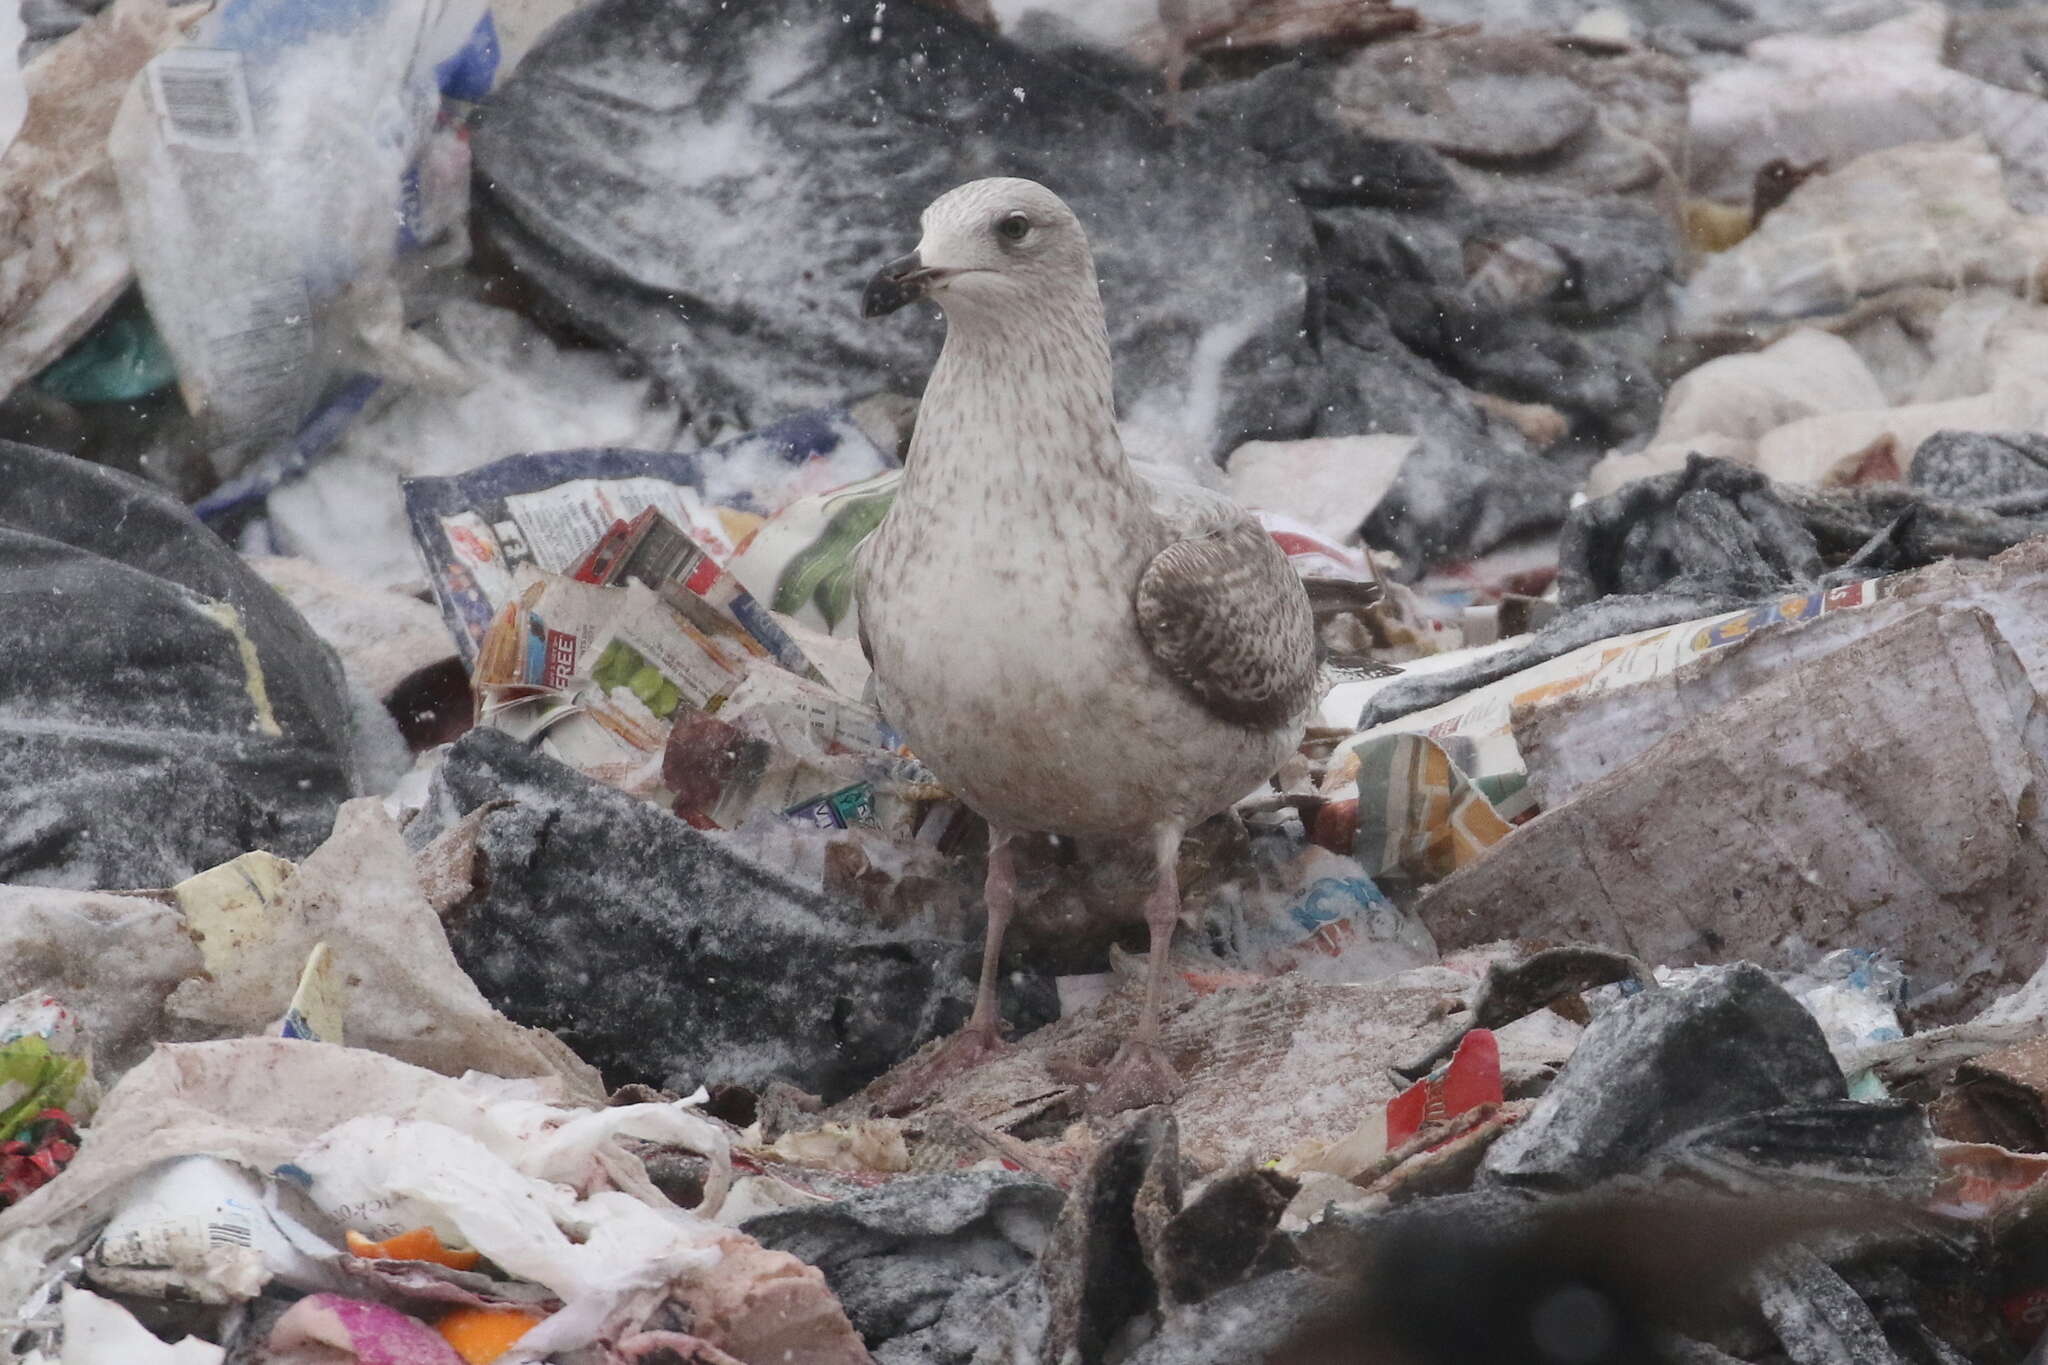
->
(900, 287, 1147, 520)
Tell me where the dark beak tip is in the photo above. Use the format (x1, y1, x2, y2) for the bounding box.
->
(859, 282, 898, 320)
(862, 251, 927, 320)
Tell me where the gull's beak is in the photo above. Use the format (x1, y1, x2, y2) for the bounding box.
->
(862, 251, 940, 318)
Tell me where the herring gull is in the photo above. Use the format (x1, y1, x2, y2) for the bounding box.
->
(855, 177, 1319, 1113)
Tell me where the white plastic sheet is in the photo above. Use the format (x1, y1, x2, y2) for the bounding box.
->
(108, 0, 494, 468)
(0, 0, 26, 160)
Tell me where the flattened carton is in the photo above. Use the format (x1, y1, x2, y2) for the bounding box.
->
(1327, 574, 1901, 819)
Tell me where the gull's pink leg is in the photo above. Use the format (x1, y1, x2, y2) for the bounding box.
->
(872, 829, 1018, 1112)
(1090, 825, 1188, 1114)
(962, 828, 1017, 1045)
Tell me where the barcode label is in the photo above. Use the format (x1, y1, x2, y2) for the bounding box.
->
(206, 1221, 254, 1248)
(148, 48, 255, 151)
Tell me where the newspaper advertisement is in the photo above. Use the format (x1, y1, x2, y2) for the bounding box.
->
(405, 408, 896, 662)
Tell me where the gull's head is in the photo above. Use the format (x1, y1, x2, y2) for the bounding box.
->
(861, 178, 1096, 322)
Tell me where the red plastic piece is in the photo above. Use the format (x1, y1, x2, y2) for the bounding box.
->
(0, 1108, 78, 1208)
(1385, 1029, 1502, 1149)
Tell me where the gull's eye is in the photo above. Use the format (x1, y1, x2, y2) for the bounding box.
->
(996, 212, 1030, 243)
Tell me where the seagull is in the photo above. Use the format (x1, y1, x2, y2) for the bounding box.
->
(853, 178, 1319, 1114)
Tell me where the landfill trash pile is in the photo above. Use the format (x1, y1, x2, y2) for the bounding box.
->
(24, 0, 2048, 1360)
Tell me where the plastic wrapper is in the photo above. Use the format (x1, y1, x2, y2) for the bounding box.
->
(107, 0, 497, 465)
(345, 1224, 481, 1269)
(0, 1110, 77, 1211)
(0, 995, 85, 1206)
(1385, 1028, 1502, 1149)
(726, 468, 901, 640)
(1330, 731, 1516, 890)
(1259, 512, 1395, 634)
(403, 409, 896, 661)
(0, 0, 197, 404)
(1785, 949, 1905, 1101)
(1279, 1031, 1519, 1201)
(0, 993, 92, 1134)
(1228, 842, 1438, 982)
(85, 1155, 338, 1303)
(31, 290, 178, 402)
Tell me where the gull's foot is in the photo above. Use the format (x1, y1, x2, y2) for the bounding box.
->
(1086, 1040, 1185, 1116)
(872, 1023, 1013, 1115)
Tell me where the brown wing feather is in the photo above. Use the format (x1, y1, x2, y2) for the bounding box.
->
(1135, 512, 1319, 730)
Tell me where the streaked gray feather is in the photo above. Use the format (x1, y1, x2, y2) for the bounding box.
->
(1135, 478, 1320, 729)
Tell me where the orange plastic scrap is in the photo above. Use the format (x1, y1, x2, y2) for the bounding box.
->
(437, 1306, 545, 1364)
(343, 1225, 483, 1271)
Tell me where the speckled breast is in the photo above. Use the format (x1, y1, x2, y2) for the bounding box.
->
(856, 514, 1297, 837)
